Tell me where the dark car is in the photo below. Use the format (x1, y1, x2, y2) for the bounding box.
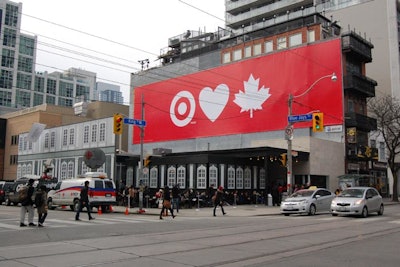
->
(0, 181, 14, 204)
(4, 179, 29, 206)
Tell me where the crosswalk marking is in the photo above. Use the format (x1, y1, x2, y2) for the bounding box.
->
(0, 215, 175, 231)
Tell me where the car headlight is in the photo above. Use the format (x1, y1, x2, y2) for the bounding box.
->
(331, 200, 337, 205)
(354, 199, 364, 205)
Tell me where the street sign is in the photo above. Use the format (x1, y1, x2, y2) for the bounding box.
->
(285, 125, 293, 140)
(123, 118, 147, 127)
(288, 114, 312, 123)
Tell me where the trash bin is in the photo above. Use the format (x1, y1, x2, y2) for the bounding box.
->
(267, 194, 272, 206)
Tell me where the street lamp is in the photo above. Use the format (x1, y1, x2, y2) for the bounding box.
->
(286, 73, 337, 194)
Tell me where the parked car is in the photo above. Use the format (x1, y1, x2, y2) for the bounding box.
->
(4, 179, 31, 206)
(330, 186, 384, 218)
(280, 188, 335, 216)
(0, 181, 14, 204)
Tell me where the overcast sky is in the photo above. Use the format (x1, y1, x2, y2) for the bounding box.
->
(17, 0, 226, 104)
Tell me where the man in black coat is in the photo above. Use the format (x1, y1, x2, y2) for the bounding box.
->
(75, 181, 95, 221)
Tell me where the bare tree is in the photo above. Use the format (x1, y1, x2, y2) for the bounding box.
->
(368, 95, 400, 202)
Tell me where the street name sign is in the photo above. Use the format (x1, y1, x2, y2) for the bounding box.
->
(288, 114, 312, 123)
(123, 118, 147, 127)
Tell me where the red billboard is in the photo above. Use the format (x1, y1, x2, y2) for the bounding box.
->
(133, 39, 343, 143)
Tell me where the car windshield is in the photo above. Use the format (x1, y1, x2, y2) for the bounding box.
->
(290, 190, 314, 198)
(339, 188, 365, 198)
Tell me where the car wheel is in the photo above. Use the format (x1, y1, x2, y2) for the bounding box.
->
(47, 199, 56, 210)
(308, 204, 316, 216)
(361, 206, 368, 218)
(332, 213, 338, 216)
(284, 214, 290, 216)
(378, 204, 384, 216)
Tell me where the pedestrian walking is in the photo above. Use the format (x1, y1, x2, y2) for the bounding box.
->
(35, 185, 48, 227)
(128, 185, 135, 208)
(75, 181, 95, 221)
(20, 178, 36, 227)
(213, 186, 227, 217)
(171, 184, 180, 213)
(160, 185, 176, 220)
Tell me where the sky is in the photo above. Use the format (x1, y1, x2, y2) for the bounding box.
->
(16, 0, 226, 104)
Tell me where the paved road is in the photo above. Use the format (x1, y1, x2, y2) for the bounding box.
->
(0, 201, 399, 267)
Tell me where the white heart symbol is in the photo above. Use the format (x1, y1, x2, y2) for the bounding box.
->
(199, 84, 229, 122)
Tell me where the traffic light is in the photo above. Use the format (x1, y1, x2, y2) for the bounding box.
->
(312, 112, 324, 132)
(113, 114, 123, 134)
(144, 156, 152, 167)
(279, 153, 287, 167)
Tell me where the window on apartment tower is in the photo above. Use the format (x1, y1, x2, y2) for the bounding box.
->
(277, 37, 287, 50)
(264, 40, 273, 53)
(222, 52, 231, 63)
(289, 33, 302, 47)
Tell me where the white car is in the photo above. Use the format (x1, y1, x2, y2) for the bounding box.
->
(330, 187, 384, 218)
(280, 188, 335, 216)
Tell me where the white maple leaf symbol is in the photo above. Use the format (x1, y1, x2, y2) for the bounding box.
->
(233, 74, 272, 118)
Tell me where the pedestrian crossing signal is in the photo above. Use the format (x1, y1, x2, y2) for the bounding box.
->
(113, 114, 123, 135)
(312, 112, 324, 132)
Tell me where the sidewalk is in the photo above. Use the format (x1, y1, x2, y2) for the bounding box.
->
(110, 198, 398, 217)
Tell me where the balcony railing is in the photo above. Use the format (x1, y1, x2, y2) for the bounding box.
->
(343, 72, 377, 98)
(342, 33, 373, 62)
(345, 112, 377, 132)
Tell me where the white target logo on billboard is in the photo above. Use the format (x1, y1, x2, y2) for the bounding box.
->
(170, 91, 196, 127)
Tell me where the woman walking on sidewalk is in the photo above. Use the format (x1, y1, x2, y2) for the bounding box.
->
(213, 186, 227, 216)
(160, 185, 176, 220)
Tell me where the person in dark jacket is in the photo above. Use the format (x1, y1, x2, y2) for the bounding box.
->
(20, 179, 36, 227)
(160, 185, 176, 220)
(213, 186, 227, 217)
(171, 184, 180, 213)
(35, 185, 48, 227)
(75, 181, 95, 221)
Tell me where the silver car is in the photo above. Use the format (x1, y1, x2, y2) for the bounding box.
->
(280, 188, 335, 216)
(330, 187, 384, 218)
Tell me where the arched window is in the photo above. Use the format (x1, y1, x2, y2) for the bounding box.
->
(244, 167, 251, 189)
(236, 167, 244, 189)
(209, 165, 218, 188)
(196, 165, 207, 189)
(126, 167, 134, 187)
(140, 168, 149, 187)
(17, 165, 22, 179)
(81, 162, 89, 175)
(60, 162, 68, 180)
(26, 163, 32, 175)
(167, 166, 176, 187)
(67, 161, 74, 178)
(259, 168, 266, 189)
(150, 167, 158, 188)
(227, 166, 235, 189)
(21, 164, 27, 177)
(177, 166, 186, 188)
(44, 133, 49, 149)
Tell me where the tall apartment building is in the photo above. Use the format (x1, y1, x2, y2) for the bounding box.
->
(0, 0, 123, 116)
(97, 82, 124, 105)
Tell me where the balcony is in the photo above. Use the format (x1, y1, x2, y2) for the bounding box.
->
(345, 112, 377, 132)
(343, 72, 377, 98)
(342, 32, 373, 63)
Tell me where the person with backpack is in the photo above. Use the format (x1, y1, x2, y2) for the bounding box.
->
(35, 185, 48, 227)
(20, 179, 36, 227)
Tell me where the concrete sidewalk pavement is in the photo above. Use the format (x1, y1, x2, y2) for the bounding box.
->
(109, 198, 399, 217)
